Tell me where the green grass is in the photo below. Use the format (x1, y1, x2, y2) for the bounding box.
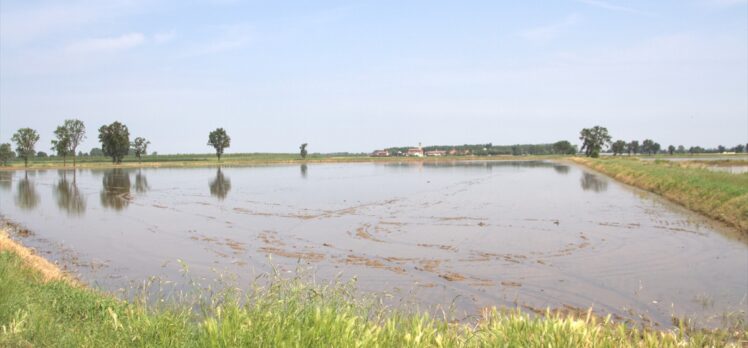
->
(571, 157, 748, 233)
(1, 250, 745, 347)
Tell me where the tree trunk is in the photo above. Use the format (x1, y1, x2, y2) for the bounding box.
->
(24, 156, 28, 167)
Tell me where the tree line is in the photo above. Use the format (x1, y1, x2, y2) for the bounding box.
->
(578, 125, 746, 158)
(1, 120, 151, 167)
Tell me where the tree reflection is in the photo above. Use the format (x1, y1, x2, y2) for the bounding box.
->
(134, 170, 150, 193)
(101, 169, 131, 210)
(580, 173, 608, 193)
(15, 172, 39, 210)
(0, 171, 13, 191)
(209, 167, 231, 200)
(553, 165, 570, 175)
(55, 171, 86, 216)
(300, 164, 308, 179)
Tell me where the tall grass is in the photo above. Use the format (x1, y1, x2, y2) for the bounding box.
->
(1, 250, 745, 347)
(570, 157, 748, 233)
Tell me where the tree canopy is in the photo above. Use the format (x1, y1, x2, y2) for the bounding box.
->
(0, 143, 15, 166)
(12, 128, 40, 167)
(300, 143, 308, 159)
(207, 128, 231, 161)
(579, 126, 611, 158)
(98, 122, 130, 164)
(131, 137, 150, 163)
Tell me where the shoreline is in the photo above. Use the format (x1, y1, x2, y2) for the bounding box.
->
(568, 157, 748, 234)
(0, 224, 75, 285)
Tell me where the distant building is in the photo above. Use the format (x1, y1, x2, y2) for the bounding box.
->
(371, 150, 390, 157)
(425, 150, 447, 156)
(406, 147, 424, 157)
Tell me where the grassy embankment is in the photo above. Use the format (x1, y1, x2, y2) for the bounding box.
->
(570, 157, 748, 233)
(1, 231, 745, 347)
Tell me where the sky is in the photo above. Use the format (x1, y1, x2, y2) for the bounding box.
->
(1, 0, 746, 154)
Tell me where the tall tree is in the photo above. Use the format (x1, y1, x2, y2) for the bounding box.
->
(667, 145, 675, 155)
(63, 119, 86, 167)
(207, 128, 230, 161)
(51, 125, 71, 166)
(299, 143, 308, 159)
(98, 122, 130, 164)
(579, 126, 612, 158)
(627, 140, 639, 155)
(131, 137, 150, 163)
(611, 140, 627, 156)
(641, 139, 656, 155)
(0, 143, 15, 166)
(12, 128, 40, 167)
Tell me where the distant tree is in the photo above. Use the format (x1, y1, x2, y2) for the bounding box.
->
(735, 144, 746, 153)
(63, 119, 86, 167)
(552, 140, 576, 155)
(652, 142, 661, 154)
(131, 137, 150, 163)
(90, 148, 105, 157)
(667, 145, 675, 155)
(51, 125, 71, 166)
(579, 126, 612, 158)
(12, 128, 40, 167)
(207, 128, 230, 161)
(299, 143, 308, 159)
(611, 140, 627, 156)
(641, 139, 656, 155)
(717, 145, 726, 153)
(0, 143, 15, 166)
(677, 145, 685, 154)
(98, 121, 130, 164)
(627, 140, 639, 156)
(36, 151, 48, 158)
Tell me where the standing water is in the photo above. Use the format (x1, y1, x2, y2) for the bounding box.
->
(0, 161, 745, 328)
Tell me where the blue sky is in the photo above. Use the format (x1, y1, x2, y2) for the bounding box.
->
(1, 0, 746, 154)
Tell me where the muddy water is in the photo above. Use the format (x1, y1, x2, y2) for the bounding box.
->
(0, 161, 746, 328)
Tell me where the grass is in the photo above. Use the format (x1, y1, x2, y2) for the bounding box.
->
(1, 247, 746, 347)
(570, 157, 748, 233)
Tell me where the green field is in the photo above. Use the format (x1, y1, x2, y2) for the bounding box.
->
(1, 248, 745, 347)
(571, 157, 748, 233)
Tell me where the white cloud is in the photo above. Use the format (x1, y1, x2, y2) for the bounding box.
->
(519, 14, 580, 41)
(575, 0, 651, 15)
(66, 33, 146, 53)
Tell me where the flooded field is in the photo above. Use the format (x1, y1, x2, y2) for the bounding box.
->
(0, 161, 746, 328)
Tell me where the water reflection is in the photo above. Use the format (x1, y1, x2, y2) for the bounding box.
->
(300, 164, 308, 179)
(101, 169, 132, 210)
(0, 171, 13, 191)
(55, 171, 86, 216)
(209, 168, 231, 200)
(580, 173, 608, 193)
(15, 172, 40, 210)
(134, 170, 150, 193)
(553, 165, 570, 175)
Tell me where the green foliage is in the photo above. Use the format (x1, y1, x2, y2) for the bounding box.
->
(641, 139, 661, 155)
(36, 151, 48, 158)
(0, 249, 744, 347)
(0, 143, 15, 166)
(11, 128, 40, 167)
(64, 119, 86, 166)
(51, 125, 71, 165)
(668, 145, 676, 155)
(300, 143, 308, 159)
(552, 140, 577, 155)
(90, 148, 105, 157)
(627, 140, 639, 155)
(131, 137, 150, 162)
(98, 122, 130, 164)
(207, 128, 231, 161)
(579, 126, 612, 158)
(611, 140, 627, 156)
